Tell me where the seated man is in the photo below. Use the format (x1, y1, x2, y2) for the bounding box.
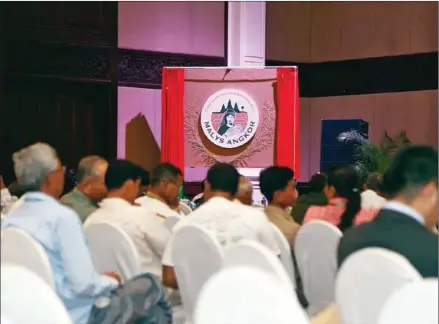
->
(2, 143, 171, 324)
(234, 176, 253, 206)
(260, 166, 301, 246)
(291, 173, 328, 224)
(136, 163, 183, 219)
(338, 145, 439, 277)
(361, 172, 387, 209)
(60, 155, 108, 222)
(162, 163, 279, 289)
(85, 160, 171, 278)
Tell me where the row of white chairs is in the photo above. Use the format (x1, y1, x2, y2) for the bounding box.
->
(2, 220, 438, 324)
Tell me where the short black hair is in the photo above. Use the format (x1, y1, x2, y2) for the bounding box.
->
(105, 159, 142, 190)
(365, 172, 383, 192)
(309, 173, 327, 193)
(138, 167, 150, 186)
(382, 145, 438, 198)
(150, 163, 182, 187)
(206, 163, 240, 196)
(259, 166, 295, 202)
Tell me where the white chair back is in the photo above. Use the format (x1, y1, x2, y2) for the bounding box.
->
(84, 222, 141, 282)
(1, 264, 72, 324)
(179, 202, 192, 216)
(378, 278, 438, 324)
(336, 248, 422, 324)
(1, 228, 54, 288)
(194, 267, 310, 324)
(164, 215, 181, 231)
(224, 240, 293, 290)
(268, 223, 296, 286)
(294, 220, 342, 316)
(172, 224, 223, 323)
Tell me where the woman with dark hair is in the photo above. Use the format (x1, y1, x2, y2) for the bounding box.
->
(303, 165, 377, 231)
(218, 109, 236, 136)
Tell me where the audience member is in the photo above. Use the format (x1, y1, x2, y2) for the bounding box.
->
(1, 175, 18, 217)
(361, 172, 387, 209)
(304, 164, 377, 231)
(291, 173, 328, 224)
(338, 145, 438, 277)
(138, 166, 150, 197)
(260, 166, 300, 246)
(161, 163, 279, 289)
(136, 163, 183, 218)
(1, 143, 172, 324)
(234, 176, 253, 205)
(85, 160, 171, 277)
(60, 155, 108, 222)
(192, 181, 205, 207)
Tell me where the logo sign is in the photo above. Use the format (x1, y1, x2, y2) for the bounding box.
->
(200, 89, 259, 149)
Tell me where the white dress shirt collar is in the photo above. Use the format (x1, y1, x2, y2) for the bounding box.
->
(383, 201, 425, 225)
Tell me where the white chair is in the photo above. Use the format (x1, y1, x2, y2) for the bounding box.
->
(378, 278, 438, 324)
(179, 202, 192, 216)
(84, 222, 141, 282)
(224, 240, 293, 290)
(194, 267, 310, 324)
(172, 224, 223, 324)
(164, 215, 181, 231)
(294, 221, 342, 316)
(268, 223, 296, 287)
(1, 227, 54, 288)
(1, 264, 72, 324)
(336, 248, 422, 324)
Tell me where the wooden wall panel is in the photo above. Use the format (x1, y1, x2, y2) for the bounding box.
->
(299, 90, 438, 181)
(265, 1, 311, 62)
(409, 1, 439, 53)
(266, 1, 438, 62)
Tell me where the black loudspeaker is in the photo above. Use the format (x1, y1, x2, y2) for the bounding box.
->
(320, 119, 369, 173)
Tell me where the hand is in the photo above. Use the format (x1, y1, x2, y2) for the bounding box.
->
(104, 271, 121, 285)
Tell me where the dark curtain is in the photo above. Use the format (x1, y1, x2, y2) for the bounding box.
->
(1, 77, 113, 192)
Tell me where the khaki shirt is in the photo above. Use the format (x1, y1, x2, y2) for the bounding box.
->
(265, 205, 300, 246)
(60, 189, 98, 222)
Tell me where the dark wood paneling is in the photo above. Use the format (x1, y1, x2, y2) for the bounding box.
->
(267, 51, 438, 97)
(2, 1, 116, 46)
(118, 49, 226, 89)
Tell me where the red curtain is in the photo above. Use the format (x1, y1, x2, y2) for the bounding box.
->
(161, 68, 185, 172)
(276, 67, 300, 178)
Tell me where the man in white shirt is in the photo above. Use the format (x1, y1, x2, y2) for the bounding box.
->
(85, 160, 171, 278)
(136, 163, 183, 219)
(361, 172, 387, 209)
(162, 163, 280, 289)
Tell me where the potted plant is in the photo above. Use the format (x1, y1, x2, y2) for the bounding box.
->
(337, 130, 412, 180)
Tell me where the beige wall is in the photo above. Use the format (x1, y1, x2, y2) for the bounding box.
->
(266, 1, 438, 62)
(299, 90, 438, 181)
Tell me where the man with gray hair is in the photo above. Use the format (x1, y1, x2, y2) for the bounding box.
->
(361, 172, 387, 209)
(60, 155, 108, 222)
(234, 176, 253, 206)
(2, 142, 172, 324)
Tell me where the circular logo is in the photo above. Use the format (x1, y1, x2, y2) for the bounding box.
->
(200, 89, 259, 149)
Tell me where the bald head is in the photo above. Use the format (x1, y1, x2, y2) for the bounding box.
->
(235, 176, 253, 205)
(365, 172, 384, 193)
(75, 155, 108, 201)
(76, 156, 108, 183)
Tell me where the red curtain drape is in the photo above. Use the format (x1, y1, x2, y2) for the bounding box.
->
(276, 67, 300, 178)
(161, 68, 185, 173)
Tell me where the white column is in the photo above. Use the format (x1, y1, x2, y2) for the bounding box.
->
(228, 2, 267, 203)
(227, 1, 266, 67)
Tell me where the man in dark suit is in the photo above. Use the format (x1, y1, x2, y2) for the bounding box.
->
(338, 145, 438, 278)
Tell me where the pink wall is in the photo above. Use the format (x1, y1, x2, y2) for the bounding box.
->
(117, 87, 161, 158)
(117, 2, 226, 181)
(118, 1, 225, 56)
